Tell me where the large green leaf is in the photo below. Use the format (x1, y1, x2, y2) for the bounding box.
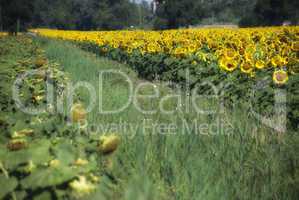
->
(52, 141, 77, 165)
(33, 191, 52, 200)
(4, 139, 51, 169)
(21, 166, 77, 189)
(0, 175, 18, 199)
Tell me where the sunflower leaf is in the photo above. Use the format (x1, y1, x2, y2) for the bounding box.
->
(0, 175, 18, 199)
(21, 166, 77, 189)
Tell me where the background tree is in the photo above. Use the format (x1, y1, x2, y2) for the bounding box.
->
(0, 0, 34, 34)
(239, 0, 299, 27)
(31, 0, 143, 30)
(154, 0, 204, 29)
(0, 0, 298, 31)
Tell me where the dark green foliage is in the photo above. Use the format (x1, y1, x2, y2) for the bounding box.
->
(0, 0, 152, 31)
(240, 0, 299, 27)
(154, 0, 204, 29)
(153, 0, 298, 29)
(0, 175, 18, 199)
(31, 0, 141, 30)
(153, 0, 256, 29)
(1, 0, 298, 31)
(0, 0, 34, 33)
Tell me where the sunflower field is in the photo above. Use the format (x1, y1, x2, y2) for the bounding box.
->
(0, 26, 298, 199)
(33, 27, 298, 76)
(33, 27, 299, 130)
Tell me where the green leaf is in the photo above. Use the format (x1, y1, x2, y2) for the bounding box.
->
(33, 191, 52, 200)
(21, 166, 77, 189)
(52, 141, 77, 165)
(0, 175, 18, 199)
(15, 191, 27, 200)
(4, 139, 51, 169)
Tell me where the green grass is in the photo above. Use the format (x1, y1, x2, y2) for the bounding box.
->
(36, 37, 299, 200)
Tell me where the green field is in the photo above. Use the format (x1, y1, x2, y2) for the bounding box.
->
(0, 36, 298, 200)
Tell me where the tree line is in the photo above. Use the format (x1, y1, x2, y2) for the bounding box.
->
(153, 0, 299, 29)
(0, 0, 298, 33)
(0, 0, 151, 33)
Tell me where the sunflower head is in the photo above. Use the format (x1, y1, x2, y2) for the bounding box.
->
(188, 44, 198, 53)
(7, 139, 28, 151)
(127, 48, 133, 54)
(271, 55, 287, 67)
(49, 159, 60, 168)
(291, 41, 299, 52)
(12, 129, 34, 139)
(71, 103, 87, 124)
(255, 60, 266, 69)
(98, 135, 120, 155)
(74, 158, 89, 166)
(241, 61, 254, 74)
(173, 47, 187, 58)
(147, 43, 158, 53)
(273, 70, 289, 85)
(101, 47, 108, 53)
(219, 57, 238, 72)
(35, 57, 48, 68)
(223, 49, 238, 60)
(69, 176, 96, 197)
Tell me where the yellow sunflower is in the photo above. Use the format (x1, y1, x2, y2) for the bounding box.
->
(240, 61, 254, 74)
(273, 70, 289, 85)
(219, 58, 238, 72)
(12, 129, 34, 139)
(71, 103, 87, 124)
(223, 49, 238, 60)
(98, 135, 120, 154)
(74, 158, 89, 166)
(188, 44, 198, 53)
(69, 176, 96, 197)
(101, 47, 108, 53)
(291, 41, 299, 52)
(271, 55, 287, 67)
(255, 60, 266, 69)
(173, 47, 187, 58)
